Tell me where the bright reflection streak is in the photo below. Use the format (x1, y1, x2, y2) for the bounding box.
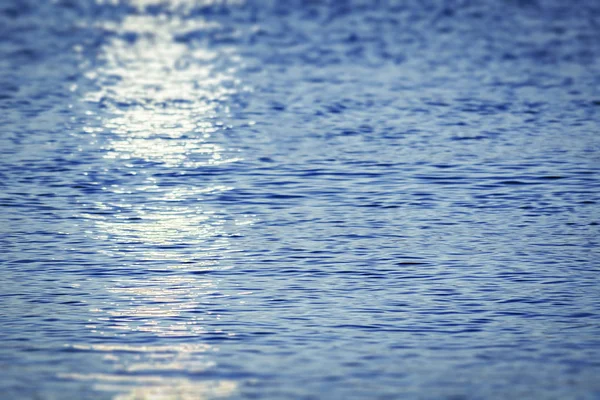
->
(73, 1, 249, 398)
(60, 373, 236, 400)
(83, 15, 243, 168)
(116, 0, 246, 12)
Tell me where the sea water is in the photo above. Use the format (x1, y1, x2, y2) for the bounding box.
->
(1, 0, 600, 399)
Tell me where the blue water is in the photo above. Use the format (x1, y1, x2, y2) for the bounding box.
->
(1, 0, 600, 399)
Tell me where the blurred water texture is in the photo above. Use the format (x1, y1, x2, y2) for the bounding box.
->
(1, 0, 600, 399)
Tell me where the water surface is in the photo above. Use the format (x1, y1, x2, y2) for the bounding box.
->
(1, 0, 600, 399)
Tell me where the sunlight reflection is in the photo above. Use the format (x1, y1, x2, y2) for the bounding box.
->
(118, 0, 246, 13)
(60, 373, 236, 400)
(60, 341, 237, 399)
(73, 1, 249, 398)
(82, 23, 243, 167)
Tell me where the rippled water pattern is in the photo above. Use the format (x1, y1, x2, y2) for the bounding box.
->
(1, 0, 600, 399)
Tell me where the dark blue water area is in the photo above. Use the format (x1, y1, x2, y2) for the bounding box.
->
(1, 0, 600, 399)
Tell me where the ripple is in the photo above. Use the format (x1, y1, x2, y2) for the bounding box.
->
(1, 0, 600, 399)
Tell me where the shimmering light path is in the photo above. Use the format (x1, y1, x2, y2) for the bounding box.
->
(64, 1, 249, 397)
(1, 0, 600, 399)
